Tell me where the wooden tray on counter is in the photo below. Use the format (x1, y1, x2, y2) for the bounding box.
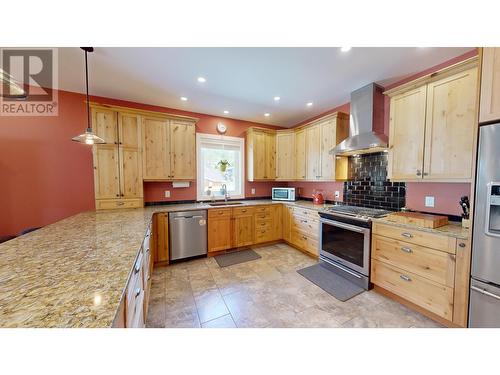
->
(385, 212, 449, 229)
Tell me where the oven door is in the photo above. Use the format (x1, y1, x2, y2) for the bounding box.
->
(319, 218, 371, 276)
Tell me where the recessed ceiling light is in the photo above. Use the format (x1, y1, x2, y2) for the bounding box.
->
(264, 113, 270, 117)
(306, 102, 313, 107)
(180, 96, 188, 101)
(274, 96, 280, 101)
(340, 47, 352, 52)
(223, 110, 229, 114)
(197, 77, 206, 83)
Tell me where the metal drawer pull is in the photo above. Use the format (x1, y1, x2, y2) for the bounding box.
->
(401, 232, 413, 238)
(302, 220, 308, 223)
(135, 288, 141, 298)
(302, 236, 307, 240)
(471, 286, 500, 301)
(400, 246, 413, 253)
(400, 274, 412, 282)
(459, 242, 466, 248)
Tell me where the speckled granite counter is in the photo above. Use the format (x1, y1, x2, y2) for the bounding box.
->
(0, 199, 329, 327)
(372, 217, 469, 240)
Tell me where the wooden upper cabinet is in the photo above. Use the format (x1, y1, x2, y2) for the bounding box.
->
(305, 125, 321, 180)
(246, 128, 276, 181)
(276, 131, 295, 180)
(118, 113, 143, 199)
(142, 116, 170, 180)
(423, 67, 478, 180)
(93, 108, 118, 144)
(93, 146, 120, 199)
(386, 58, 479, 182)
(388, 86, 427, 180)
(142, 117, 196, 180)
(479, 47, 500, 123)
(295, 129, 306, 180)
(169, 120, 196, 180)
(318, 115, 349, 181)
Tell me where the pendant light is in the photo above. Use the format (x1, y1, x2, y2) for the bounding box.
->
(71, 47, 105, 145)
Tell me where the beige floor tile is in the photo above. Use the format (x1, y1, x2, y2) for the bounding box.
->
(201, 314, 236, 328)
(194, 288, 230, 323)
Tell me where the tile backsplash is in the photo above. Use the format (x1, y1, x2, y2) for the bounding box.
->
(343, 152, 405, 210)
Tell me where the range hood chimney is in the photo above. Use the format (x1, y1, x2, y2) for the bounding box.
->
(330, 83, 387, 156)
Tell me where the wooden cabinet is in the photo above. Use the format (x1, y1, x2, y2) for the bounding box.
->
(295, 129, 306, 180)
(153, 213, 169, 264)
(208, 209, 232, 253)
(286, 206, 320, 257)
(371, 221, 471, 326)
(92, 107, 143, 209)
(386, 59, 478, 182)
(479, 47, 500, 123)
(276, 131, 295, 180)
(246, 128, 276, 181)
(282, 204, 293, 242)
(305, 125, 321, 180)
(142, 116, 196, 181)
(232, 207, 255, 247)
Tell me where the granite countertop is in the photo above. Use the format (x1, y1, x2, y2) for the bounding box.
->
(373, 217, 469, 240)
(0, 199, 328, 328)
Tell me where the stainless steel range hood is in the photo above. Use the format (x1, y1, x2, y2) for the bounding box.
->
(330, 83, 387, 156)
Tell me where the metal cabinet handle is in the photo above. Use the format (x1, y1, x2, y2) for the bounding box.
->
(302, 236, 307, 240)
(423, 172, 429, 176)
(400, 246, 413, 253)
(117, 202, 125, 206)
(301, 220, 308, 223)
(401, 232, 413, 238)
(459, 242, 466, 248)
(135, 288, 141, 298)
(471, 286, 500, 301)
(400, 274, 412, 282)
(416, 169, 422, 176)
(241, 209, 246, 212)
(116, 194, 120, 197)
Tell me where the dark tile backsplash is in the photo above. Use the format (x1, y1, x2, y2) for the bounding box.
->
(343, 152, 405, 210)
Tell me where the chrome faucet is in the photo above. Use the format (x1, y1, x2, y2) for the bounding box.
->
(221, 184, 229, 202)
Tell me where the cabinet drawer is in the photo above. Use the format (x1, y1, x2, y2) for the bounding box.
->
(208, 208, 232, 218)
(292, 217, 319, 238)
(291, 229, 318, 256)
(255, 218, 272, 229)
(371, 259, 454, 320)
(126, 254, 144, 327)
(255, 227, 273, 243)
(232, 206, 255, 217)
(373, 222, 456, 254)
(292, 207, 319, 220)
(254, 205, 271, 214)
(254, 212, 271, 220)
(96, 199, 143, 210)
(372, 235, 455, 287)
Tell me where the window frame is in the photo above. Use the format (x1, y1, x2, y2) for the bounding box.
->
(196, 133, 245, 201)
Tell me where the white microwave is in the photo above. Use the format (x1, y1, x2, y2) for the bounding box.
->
(272, 187, 297, 201)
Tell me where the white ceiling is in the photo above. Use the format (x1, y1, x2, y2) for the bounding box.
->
(58, 47, 473, 127)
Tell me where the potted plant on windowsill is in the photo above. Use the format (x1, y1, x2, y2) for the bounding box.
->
(216, 160, 231, 172)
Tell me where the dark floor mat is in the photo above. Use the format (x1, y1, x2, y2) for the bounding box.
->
(215, 249, 261, 267)
(297, 263, 364, 302)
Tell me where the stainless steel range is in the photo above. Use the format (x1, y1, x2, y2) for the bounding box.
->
(318, 205, 391, 289)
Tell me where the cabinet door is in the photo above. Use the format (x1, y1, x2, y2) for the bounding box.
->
(142, 117, 170, 180)
(423, 67, 478, 180)
(208, 216, 232, 253)
(479, 48, 500, 123)
(388, 86, 427, 180)
(233, 214, 255, 247)
(118, 113, 143, 198)
(264, 132, 276, 179)
(270, 204, 282, 241)
(93, 145, 120, 199)
(170, 120, 196, 180)
(282, 205, 293, 242)
(295, 129, 306, 179)
(92, 108, 118, 144)
(319, 119, 336, 180)
(276, 132, 295, 180)
(305, 125, 321, 180)
(251, 130, 266, 180)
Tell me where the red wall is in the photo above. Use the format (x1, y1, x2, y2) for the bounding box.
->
(0, 91, 285, 236)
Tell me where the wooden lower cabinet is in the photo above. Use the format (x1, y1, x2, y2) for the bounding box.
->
(208, 209, 232, 253)
(371, 221, 471, 326)
(153, 213, 169, 264)
(233, 207, 255, 247)
(287, 206, 320, 257)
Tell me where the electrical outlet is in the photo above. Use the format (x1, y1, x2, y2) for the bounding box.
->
(425, 196, 435, 207)
(164, 190, 171, 198)
(335, 191, 340, 198)
(251, 188, 256, 195)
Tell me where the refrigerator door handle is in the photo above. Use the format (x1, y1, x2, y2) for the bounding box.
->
(471, 285, 500, 301)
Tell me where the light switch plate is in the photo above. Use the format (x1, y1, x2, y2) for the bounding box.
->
(425, 196, 435, 207)
(335, 191, 340, 198)
(251, 188, 256, 195)
(164, 190, 171, 198)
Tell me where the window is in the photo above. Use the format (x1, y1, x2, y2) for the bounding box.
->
(196, 133, 244, 201)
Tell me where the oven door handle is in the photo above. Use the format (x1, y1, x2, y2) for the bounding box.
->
(320, 218, 368, 233)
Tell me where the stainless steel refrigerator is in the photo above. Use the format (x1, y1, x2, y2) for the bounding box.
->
(470, 123, 500, 327)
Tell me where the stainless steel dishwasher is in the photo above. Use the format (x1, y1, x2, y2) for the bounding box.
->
(169, 210, 208, 261)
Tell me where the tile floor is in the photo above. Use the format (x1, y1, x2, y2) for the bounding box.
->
(146, 243, 443, 328)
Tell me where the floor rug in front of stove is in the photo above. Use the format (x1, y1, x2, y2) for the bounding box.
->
(297, 263, 364, 302)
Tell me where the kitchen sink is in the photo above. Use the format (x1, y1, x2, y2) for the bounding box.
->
(208, 201, 244, 206)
